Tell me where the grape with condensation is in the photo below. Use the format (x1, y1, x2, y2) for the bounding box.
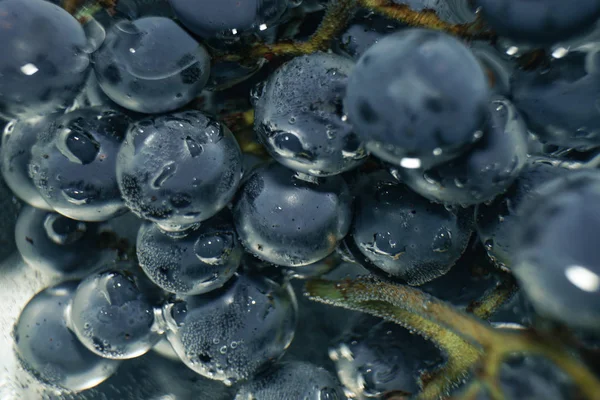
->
(93, 17, 211, 114)
(235, 361, 345, 400)
(475, 0, 600, 44)
(117, 111, 242, 233)
(0, 0, 90, 120)
(349, 171, 472, 285)
(512, 47, 600, 149)
(69, 270, 161, 359)
(1, 116, 54, 210)
(344, 29, 490, 169)
(14, 281, 120, 391)
(29, 107, 130, 222)
(136, 210, 243, 295)
(393, 98, 528, 206)
(15, 205, 102, 274)
(233, 162, 353, 267)
(514, 170, 600, 332)
(330, 315, 443, 398)
(165, 272, 297, 385)
(254, 52, 367, 176)
(168, 0, 290, 39)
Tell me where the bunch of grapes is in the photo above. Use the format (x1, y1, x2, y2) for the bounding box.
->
(1, 0, 600, 399)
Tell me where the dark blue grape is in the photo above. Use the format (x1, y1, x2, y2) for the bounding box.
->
(350, 171, 473, 285)
(14, 281, 120, 391)
(69, 270, 161, 359)
(93, 17, 211, 114)
(0, 172, 20, 261)
(393, 98, 528, 206)
(330, 315, 443, 398)
(29, 107, 130, 222)
(1, 116, 54, 210)
(235, 361, 345, 400)
(165, 272, 297, 385)
(15, 205, 102, 274)
(136, 211, 243, 295)
(0, 0, 90, 120)
(233, 162, 353, 267)
(475, 0, 600, 44)
(254, 52, 367, 176)
(476, 159, 571, 269)
(117, 111, 242, 233)
(514, 170, 600, 332)
(168, 0, 289, 39)
(512, 47, 600, 149)
(344, 29, 490, 169)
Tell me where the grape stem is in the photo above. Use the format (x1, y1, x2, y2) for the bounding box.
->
(467, 272, 518, 320)
(305, 277, 600, 400)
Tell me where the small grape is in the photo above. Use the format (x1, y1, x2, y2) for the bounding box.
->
(475, 0, 600, 44)
(69, 270, 162, 359)
(235, 361, 345, 400)
(168, 0, 290, 39)
(233, 162, 353, 267)
(117, 111, 242, 233)
(14, 281, 120, 391)
(349, 171, 473, 285)
(15, 205, 102, 274)
(93, 17, 211, 114)
(136, 210, 243, 295)
(1, 116, 54, 210)
(254, 52, 368, 176)
(29, 107, 130, 222)
(344, 29, 490, 169)
(514, 170, 600, 332)
(165, 272, 297, 384)
(0, 0, 90, 119)
(393, 98, 528, 206)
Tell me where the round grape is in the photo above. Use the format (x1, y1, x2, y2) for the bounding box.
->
(233, 162, 353, 267)
(254, 52, 367, 176)
(93, 17, 211, 114)
(15, 205, 102, 274)
(14, 281, 120, 391)
(136, 211, 243, 295)
(393, 98, 528, 206)
(165, 272, 297, 385)
(0, 0, 90, 119)
(350, 171, 473, 285)
(514, 170, 600, 332)
(117, 111, 242, 233)
(344, 28, 490, 169)
(29, 107, 130, 221)
(69, 270, 162, 359)
(235, 361, 345, 400)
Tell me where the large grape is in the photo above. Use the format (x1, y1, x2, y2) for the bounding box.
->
(349, 171, 472, 285)
(136, 211, 243, 295)
(393, 98, 528, 206)
(254, 52, 367, 176)
(29, 107, 130, 221)
(165, 272, 297, 385)
(0, 0, 90, 120)
(69, 270, 162, 359)
(233, 162, 353, 267)
(475, 0, 600, 44)
(514, 170, 600, 332)
(512, 47, 600, 149)
(93, 17, 211, 114)
(14, 281, 120, 391)
(117, 111, 242, 233)
(168, 0, 289, 39)
(235, 361, 345, 399)
(344, 29, 490, 169)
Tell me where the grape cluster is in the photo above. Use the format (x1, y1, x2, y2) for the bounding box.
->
(2, 0, 600, 398)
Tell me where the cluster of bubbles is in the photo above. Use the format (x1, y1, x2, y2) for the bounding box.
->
(1, 0, 600, 398)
